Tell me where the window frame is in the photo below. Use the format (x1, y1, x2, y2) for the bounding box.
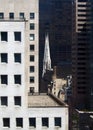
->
(29, 118, 36, 128)
(9, 12, 14, 19)
(54, 117, 61, 127)
(30, 55, 34, 62)
(42, 118, 49, 127)
(14, 96, 21, 106)
(1, 53, 8, 63)
(3, 118, 10, 128)
(14, 53, 21, 63)
(1, 75, 8, 85)
(30, 13, 35, 19)
(16, 118, 23, 128)
(30, 23, 35, 30)
(0, 12, 4, 19)
(14, 32, 21, 42)
(29, 34, 35, 41)
(14, 75, 21, 85)
(1, 96, 8, 106)
(19, 12, 24, 19)
(1, 32, 8, 42)
(30, 76, 35, 83)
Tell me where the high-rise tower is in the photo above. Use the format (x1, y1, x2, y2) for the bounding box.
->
(72, 0, 93, 110)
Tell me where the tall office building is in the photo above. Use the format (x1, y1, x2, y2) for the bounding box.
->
(72, 0, 93, 110)
(39, 0, 72, 90)
(0, 0, 69, 129)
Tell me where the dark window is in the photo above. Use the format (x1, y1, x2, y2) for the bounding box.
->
(30, 23, 35, 30)
(30, 66, 34, 72)
(19, 13, 24, 19)
(1, 53, 8, 63)
(42, 118, 49, 127)
(3, 118, 10, 127)
(14, 96, 21, 106)
(16, 118, 23, 127)
(54, 117, 61, 127)
(1, 97, 8, 106)
(30, 13, 35, 19)
(1, 32, 7, 41)
(0, 13, 4, 19)
(14, 75, 21, 84)
(30, 55, 34, 61)
(1, 75, 8, 84)
(14, 32, 21, 41)
(14, 53, 21, 63)
(30, 45, 35, 51)
(30, 77, 34, 83)
(29, 87, 34, 93)
(29, 118, 36, 127)
(30, 34, 35, 41)
(9, 13, 14, 19)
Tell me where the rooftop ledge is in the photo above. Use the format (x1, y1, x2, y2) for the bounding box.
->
(28, 93, 68, 108)
(0, 17, 28, 22)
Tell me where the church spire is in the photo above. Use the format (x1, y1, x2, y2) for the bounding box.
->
(42, 33, 52, 77)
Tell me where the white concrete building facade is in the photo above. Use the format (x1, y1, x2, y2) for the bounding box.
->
(0, 0, 69, 130)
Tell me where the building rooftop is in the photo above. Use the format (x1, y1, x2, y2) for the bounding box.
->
(28, 93, 68, 108)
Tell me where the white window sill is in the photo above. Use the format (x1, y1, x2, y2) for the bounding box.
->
(16, 127, 22, 129)
(15, 84, 21, 87)
(55, 126, 61, 128)
(14, 62, 21, 64)
(1, 105, 7, 108)
(29, 126, 36, 129)
(15, 105, 21, 108)
(14, 41, 21, 43)
(1, 62, 7, 64)
(1, 41, 7, 43)
(1, 84, 7, 87)
(3, 127, 9, 129)
(42, 126, 48, 129)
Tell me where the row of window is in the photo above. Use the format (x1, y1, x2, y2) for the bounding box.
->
(0, 96, 21, 106)
(0, 32, 35, 42)
(0, 75, 35, 84)
(0, 12, 35, 19)
(2, 117, 61, 128)
(0, 54, 35, 63)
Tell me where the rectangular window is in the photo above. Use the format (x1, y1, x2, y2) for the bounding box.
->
(14, 75, 21, 84)
(1, 97, 8, 106)
(30, 66, 34, 72)
(0, 13, 4, 19)
(3, 118, 10, 127)
(30, 13, 35, 19)
(1, 75, 8, 84)
(14, 32, 21, 41)
(16, 118, 23, 128)
(42, 118, 49, 127)
(14, 53, 21, 63)
(19, 13, 24, 19)
(9, 13, 14, 19)
(30, 45, 35, 51)
(30, 55, 34, 61)
(14, 96, 21, 106)
(30, 23, 35, 30)
(30, 34, 35, 41)
(1, 32, 7, 41)
(30, 77, 34, 83)
(1, 53, 8, 63)
(29, 118, 36, 127)
(29, 87, 34, 93)
(54, 117, 61, 127)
